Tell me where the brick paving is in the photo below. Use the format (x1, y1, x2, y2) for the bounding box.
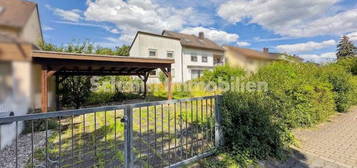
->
(293, 107, 357, 168)
(262, 107, 357, 168)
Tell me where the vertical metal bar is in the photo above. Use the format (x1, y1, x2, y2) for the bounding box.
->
(179, 102, 183, 159)
(71, 114, 74, 168)
(215, 95, 223, 147)
(58, 117, 62, 168)
(31, 120, 34, 167)
(174, 103, 177, 156)
(161, 104, 164, 166)
(205, 99, 209, 149)
(45, 119, 49, 167)
(124, 105, 134, 168)
(185, 101, 188, 159)
(210, 98, 214, 147)
(200, 99, 204, 153)
(146, 106, 149, 166)
(104, 110, 107, 166)
(114, 110, 117, 163)
(94, 111, 97, 163)
(139, 107, 142, 161)
(154, 105, 157, 154)
(195, 100, 199, 155)
(82, 114, 86, 162)
(167, 104, 171, 167)
(190, 100, 193, 157)
(15, 121, 18, 168)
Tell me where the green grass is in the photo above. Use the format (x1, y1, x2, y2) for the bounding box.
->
(31, 100, 216, 167)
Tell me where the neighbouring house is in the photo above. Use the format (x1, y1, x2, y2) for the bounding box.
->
(0, 0, 48, 149)
(129, 30, 225, 83)
(223, 46, 279, 73)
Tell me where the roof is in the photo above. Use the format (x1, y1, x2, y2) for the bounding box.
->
(0, 0, 36, 29)
(162, 30, 224, 52)
(224, 46, 278, 60)
(129, 31, 181, 52)
(32, 50, 174, 76)
(32, 50, 175, 64)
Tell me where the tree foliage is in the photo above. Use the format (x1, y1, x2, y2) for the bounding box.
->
(337, 35, 356, 59)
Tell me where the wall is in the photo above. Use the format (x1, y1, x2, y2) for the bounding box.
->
(182, 47, 224, 81)
(129, 33, 182, 83)
(0, 62, 27, 149)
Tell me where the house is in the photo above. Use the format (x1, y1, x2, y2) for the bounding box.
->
(129, 30, 225, 83)
(223, 46, 278, 73)
(0, 0, 48, 149)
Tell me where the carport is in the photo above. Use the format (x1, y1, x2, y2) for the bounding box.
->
(31, 50, 174, 112)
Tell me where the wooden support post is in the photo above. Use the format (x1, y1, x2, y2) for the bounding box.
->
(138, 72, 150, 97)
(55, 76, 60, 111)
(41, 67, 48, 112)
(167, 67, 172, 100)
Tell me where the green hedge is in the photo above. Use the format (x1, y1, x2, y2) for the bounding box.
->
(219, 60, 357, 166)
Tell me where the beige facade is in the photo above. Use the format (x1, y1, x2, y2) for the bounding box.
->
(224, 46, 277, 73)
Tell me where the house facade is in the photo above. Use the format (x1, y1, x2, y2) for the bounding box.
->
(129, 30, 225, 83)
(224, 46, 278, 73)
(0, 0, 56, 149)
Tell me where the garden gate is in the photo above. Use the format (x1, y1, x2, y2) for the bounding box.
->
(0, 95, 223, 168)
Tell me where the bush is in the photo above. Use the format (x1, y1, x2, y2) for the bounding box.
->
(222, 92, 293, 163)
(321, 64, 356, 112)
(251, 62, 336, 128)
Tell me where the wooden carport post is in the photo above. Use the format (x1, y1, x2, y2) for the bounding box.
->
(160, 66, 172, 100)
(41, 66, 57, 112)
(138, 72, 150, 97)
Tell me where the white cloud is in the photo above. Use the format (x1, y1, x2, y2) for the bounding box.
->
(276, 40, 336, 53)
(217, 0, 357, 37)
(299, 52, 336, 63)
(43, 25, 54, 31)
(46, 5, 82, 22)
(347, 32, 357, 41)
(180, 27, 239, 44)
(84, 0, 212, 44)
(236, 41, 250, 47)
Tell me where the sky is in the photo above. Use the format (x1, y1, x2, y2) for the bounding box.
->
(29, 0, 357, 63)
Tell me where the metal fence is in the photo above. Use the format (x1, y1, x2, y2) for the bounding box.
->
(0, 95, 223, 168)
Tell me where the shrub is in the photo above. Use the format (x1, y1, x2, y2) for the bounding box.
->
(321, 64, 356, 112)
(222, 92, 293, 163)
(200, 65, 245, 91)
(251, 62, 336, 128)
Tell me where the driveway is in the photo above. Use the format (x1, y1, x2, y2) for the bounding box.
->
(264, 107, 357, 168)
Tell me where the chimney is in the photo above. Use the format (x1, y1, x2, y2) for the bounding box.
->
(198, 32, 204, 39)
(263, 48, 269, 54)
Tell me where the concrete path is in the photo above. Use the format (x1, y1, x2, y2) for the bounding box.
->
(266, 107, 357, 168)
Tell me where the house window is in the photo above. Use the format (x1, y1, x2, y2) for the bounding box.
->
(191, 70, 202, 79)
(149, 70, 157, 76)
(149, 49, 157, 57)
(191, 53, 198, 62)
(202, 56, 208, 63)
(167, 51, 174, 58)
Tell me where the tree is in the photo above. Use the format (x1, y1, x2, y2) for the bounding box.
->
(337, 35, 356, 59)
(115, 45, 130, 56)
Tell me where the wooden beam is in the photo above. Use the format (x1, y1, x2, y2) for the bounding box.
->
(167, 66, 172, 100)
(41, 67, 48, 112)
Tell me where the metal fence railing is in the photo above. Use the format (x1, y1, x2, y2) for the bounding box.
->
(0, 95, 223, 168)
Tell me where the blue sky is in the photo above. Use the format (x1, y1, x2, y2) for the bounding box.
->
(29, 0, 357, 63)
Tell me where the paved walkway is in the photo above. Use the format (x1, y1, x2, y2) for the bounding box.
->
(266, 107, 357, 168)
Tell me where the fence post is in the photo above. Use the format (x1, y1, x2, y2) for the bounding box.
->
(124, 105, 134, 168)
(215, 95, 223, 147)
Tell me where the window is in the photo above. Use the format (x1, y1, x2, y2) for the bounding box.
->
(149, 49, 157, 57)
(149, 70, 157, 76)
(191, 53, 198, 62)
(167, 51, 174, 58)
(202, 56, 208, 62)
(191, 70, 202, 79)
